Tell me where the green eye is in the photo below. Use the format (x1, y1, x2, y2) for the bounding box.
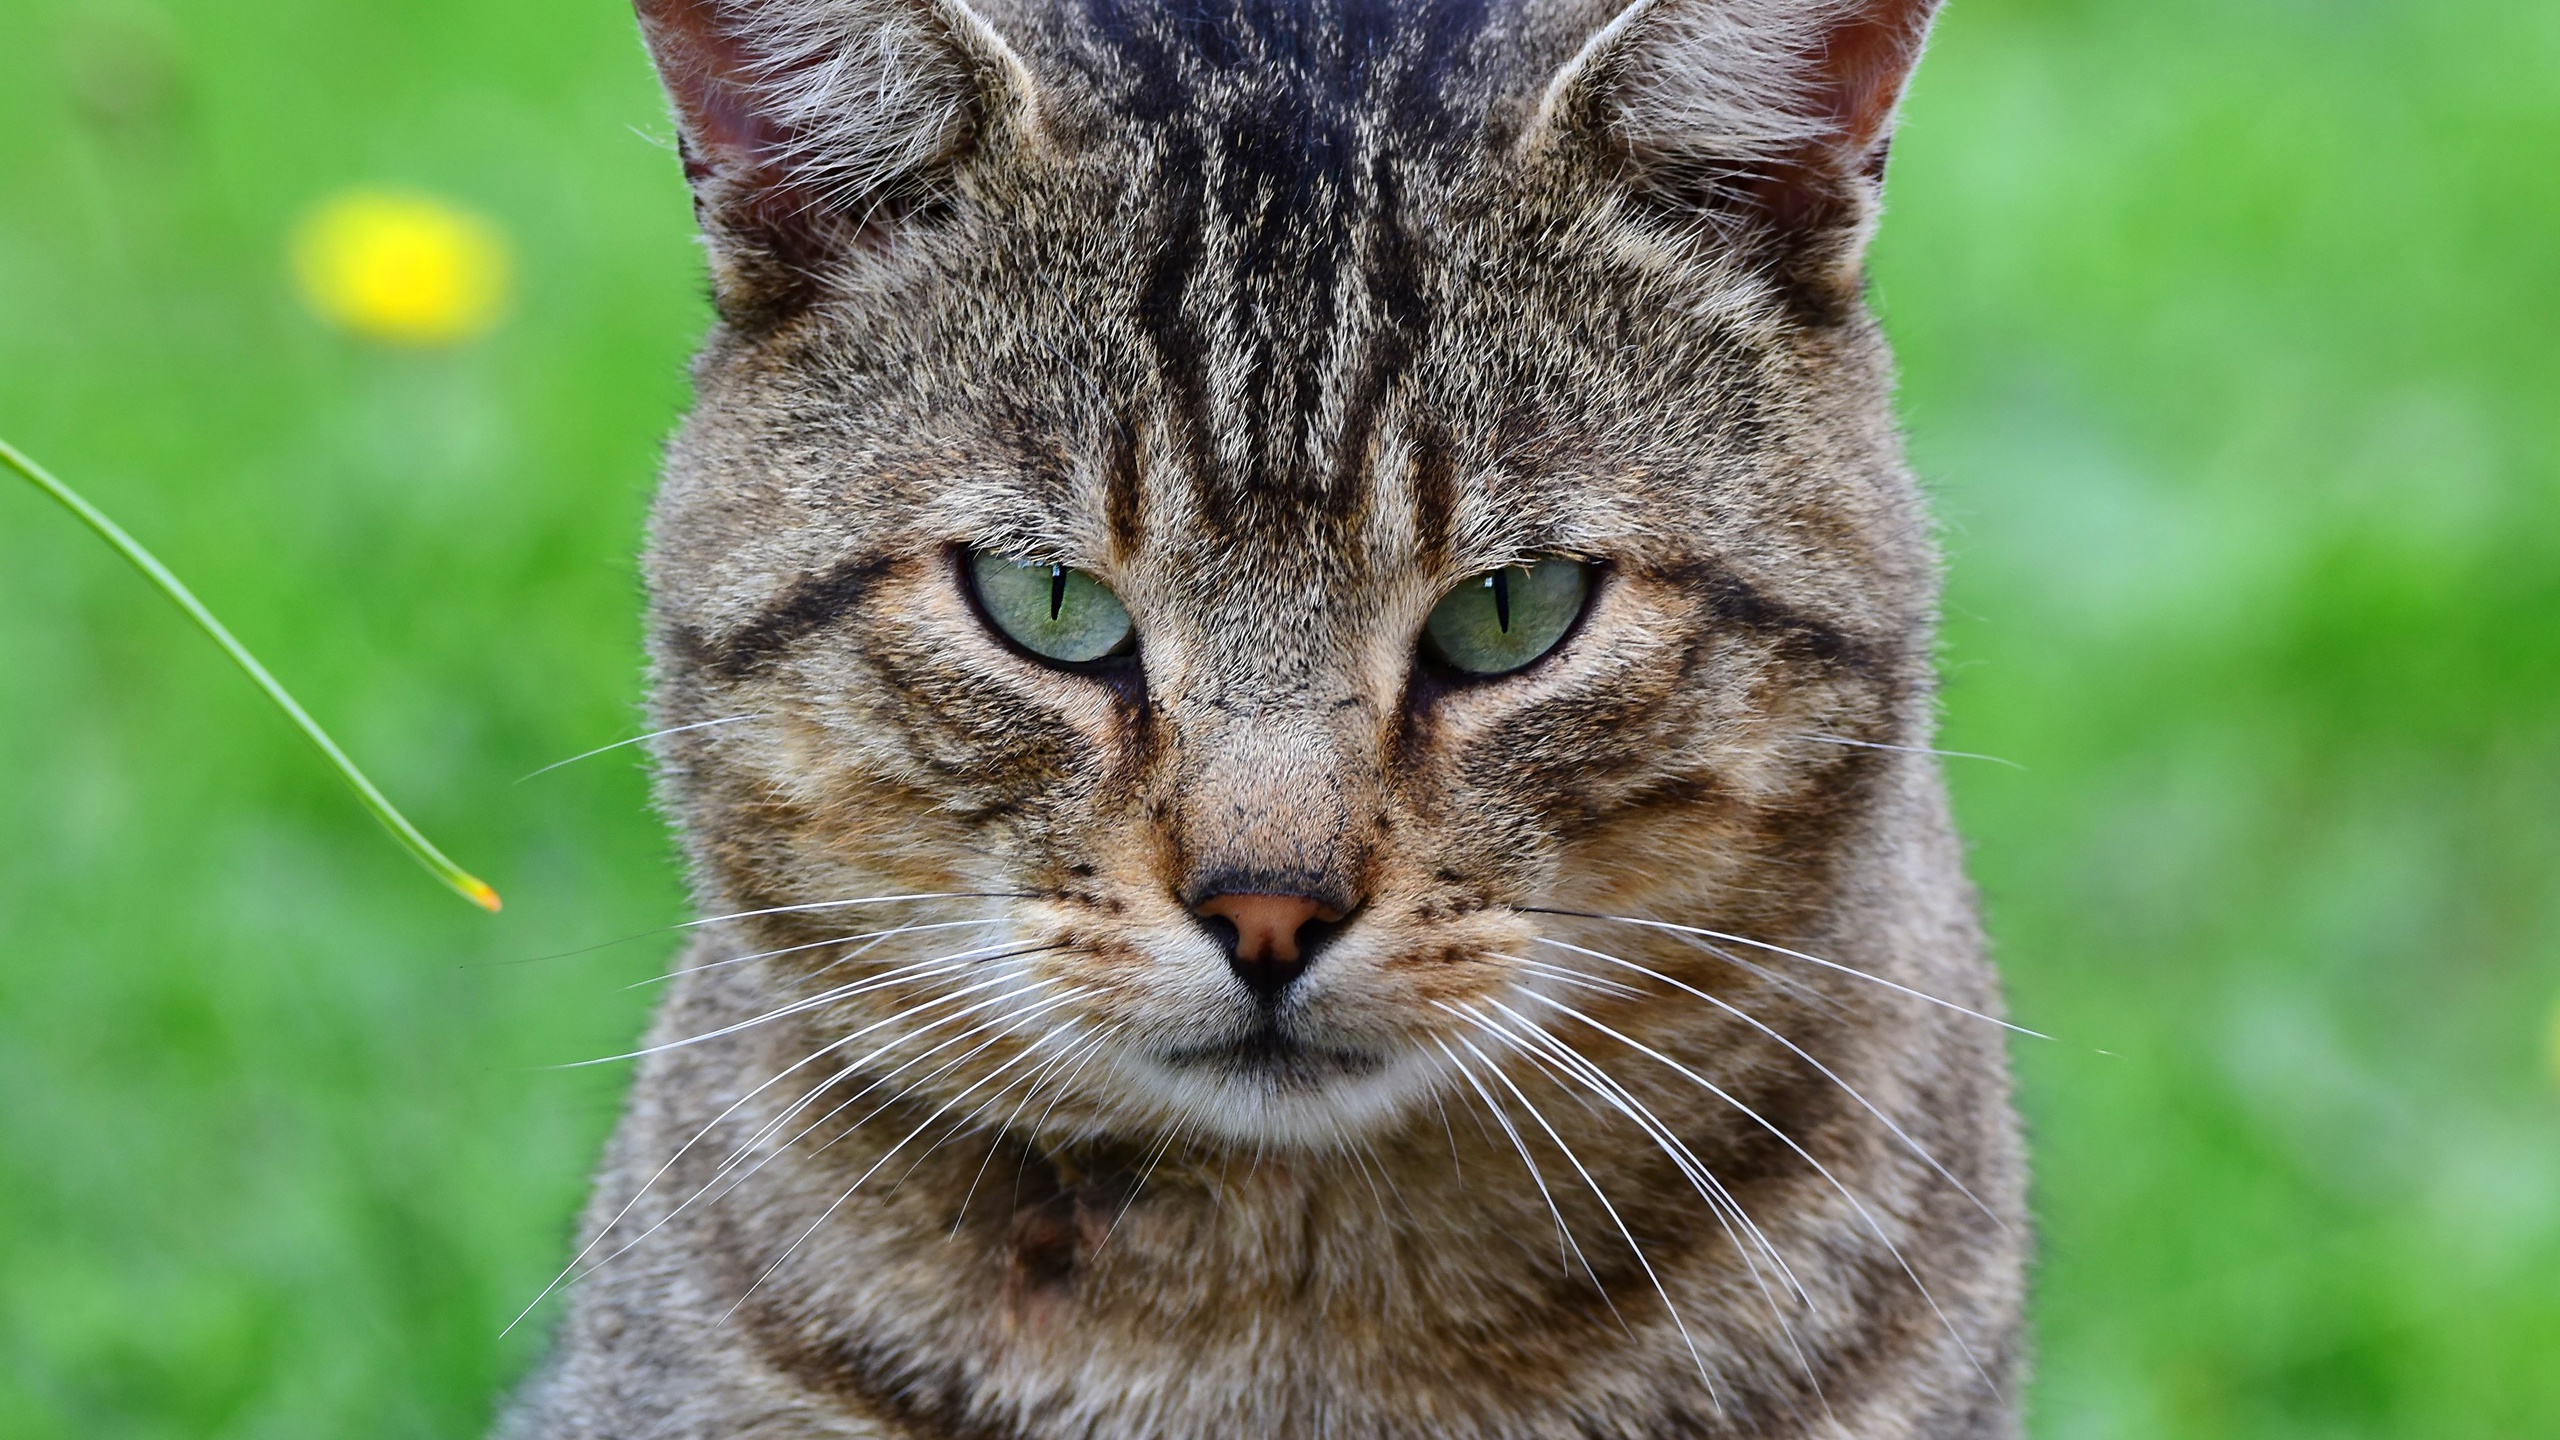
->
(1422, 559, 1592, 677)
(967, 550, 1137, 666)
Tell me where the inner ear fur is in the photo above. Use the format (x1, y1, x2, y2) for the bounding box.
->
(635, 0, 1041, 318)
(1528, 0, 1941, 302)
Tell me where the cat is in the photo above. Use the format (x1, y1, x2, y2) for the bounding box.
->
(501, 1, 2028, 1435)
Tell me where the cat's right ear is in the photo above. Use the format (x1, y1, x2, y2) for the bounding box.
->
(634, 0, 1041, 318)
(1522, 0, 1941, 307)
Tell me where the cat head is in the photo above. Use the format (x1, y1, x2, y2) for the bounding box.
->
(639, 0, 1943, 1148)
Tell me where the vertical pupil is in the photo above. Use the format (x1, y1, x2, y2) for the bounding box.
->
(1048, 565, 1067, 622)
(1492, 568, 1512, 633)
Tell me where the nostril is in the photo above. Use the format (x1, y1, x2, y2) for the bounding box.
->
(1197, 912, 1243, 956)
(1292, 912, 1346, 961)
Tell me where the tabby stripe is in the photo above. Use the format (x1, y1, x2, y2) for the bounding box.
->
(1674, 562, 1881, 677)
(1133, 131, 1215, 524)
(687, 554, 894, 680)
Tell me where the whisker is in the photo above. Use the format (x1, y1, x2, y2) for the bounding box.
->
(516, 712, 764, 784)
(1433, 1035, 1587, 1270)
(1447, 1028, 1724, 1408)
(638, 916, 1010, 991)
(572, 950, 989, 1067)
(1531, 936, 2010, 1235)
(680, 891, 1037, 935)
(560, 942, 1062, 1068)
(1657, 928, 1845, 1016)
(1430, 1037, 1602, 1288)
(1791, 733, 2022, 770)
(571, 984, 1093, 1300)
(878, 1008, 1103, 1203)
(1509, 990, 2005, 1403)
(804, 916, 1011, 980)
(1430, 1091, 1466, 1186)
(731, 985, 1094, 1190)
(1336, 1129, 1397, 1227)
(1505, 953, 1646, 1001)
(603, 977, 1070, 1197)
(998, 1020, 1131, 1223)
(1353, 1135, 1419, 1227)
(1463, 993, 1811, 1310)
(949, 1023, 1128, 1237)
(562, 953, 990, 1070)
(547, 975, 1074, 1284)
(509, 970, 1063, 1330)
(481, 890, 1017, 970)
(1525, 908, 2048, 1039)
(1091, 1127, 1185, 1259)
(718, 1004, 1098, 1324)
(1462, 999, 1829, 1418)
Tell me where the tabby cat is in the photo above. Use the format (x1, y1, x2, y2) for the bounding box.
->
(502, 1, 2028, 1434)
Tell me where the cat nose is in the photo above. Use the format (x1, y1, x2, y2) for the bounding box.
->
(1193, 892, 1346, 1003)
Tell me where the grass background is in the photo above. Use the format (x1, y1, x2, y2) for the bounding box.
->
(1, 0, 2553, 1434)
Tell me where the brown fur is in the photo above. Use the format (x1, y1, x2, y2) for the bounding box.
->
(503, 2, 2027, 1435)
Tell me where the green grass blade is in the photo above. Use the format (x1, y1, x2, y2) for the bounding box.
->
(2, 434, 501, 913)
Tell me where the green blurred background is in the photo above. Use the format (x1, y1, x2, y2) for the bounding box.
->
(1, 0, 2553, 1434)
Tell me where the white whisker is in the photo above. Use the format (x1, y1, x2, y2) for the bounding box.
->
(742, 986, 1095, 1190)
(1531, 936, 2010, 1234)
(948, 1023, 1128, 1237)
(878, 1007, 1104, 1202)
(1791, 733, 2021, 770)
(614, 988, 1092, 1271)
(517, 713, 764, 783)
(632, 916, 1009, 991)
(1464, 993, 1811, 1309)
(722, 1009, 1101, 1324)
(680, 891, 1034, 934)
(1527, 908, 2047, 1039)
(804, 916, 1012, 980)
(488, 890, 1014, 970)
(1430, 1037, 1604, 1290)
(1657, 927, 1845, 1015)
(1505, 953, 1646, 1000)
(544, 980, 1080, 1298)
(1462, 998, 1829, 1415)
(561, 941, 1060, 1068)
(1508, 988, 2004, 1402)
(511, 968, 1066, 1330)
(1354, 1135, 1418, 1227)
(1336, 1131, 1397, 1227)
(1448, 1027, 1724, 1409)
(1091, 1128, 1185, 1259)
(1429, 1091, 1466, 1185)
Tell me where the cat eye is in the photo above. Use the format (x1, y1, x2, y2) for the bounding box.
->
(966, 550, 1137, 666)
(1422, 559, 1593, 678)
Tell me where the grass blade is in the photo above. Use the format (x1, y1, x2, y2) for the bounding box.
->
(3, 434, 500, 913)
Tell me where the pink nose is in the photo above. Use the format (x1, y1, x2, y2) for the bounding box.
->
(1195, 893, 1338, 963)
(1193, 892, 1345, 1002)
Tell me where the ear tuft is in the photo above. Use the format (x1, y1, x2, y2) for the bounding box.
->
(635, 0, 1037, 313)
(1531, 0, 1940, 290)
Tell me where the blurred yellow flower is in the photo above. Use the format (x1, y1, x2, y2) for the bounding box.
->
(291, 190, 509, 345)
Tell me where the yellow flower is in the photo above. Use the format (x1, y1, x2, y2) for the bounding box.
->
(291, 190, 509, 345)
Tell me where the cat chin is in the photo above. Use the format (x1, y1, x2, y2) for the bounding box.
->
(1093, 1042, 1447, 1150)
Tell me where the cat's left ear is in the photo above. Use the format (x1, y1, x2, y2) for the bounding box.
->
(1526, 0, 1941, 298)
(635, 0, 1042, 319)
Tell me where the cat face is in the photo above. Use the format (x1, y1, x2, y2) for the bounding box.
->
(642, 0, 1937, 1149)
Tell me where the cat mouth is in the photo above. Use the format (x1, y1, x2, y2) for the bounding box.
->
(1158, 1025, 1384, 1088)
